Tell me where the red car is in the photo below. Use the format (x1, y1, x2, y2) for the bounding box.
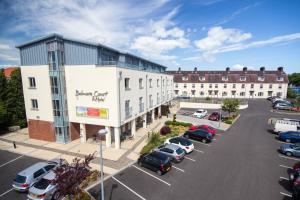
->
(208, 112, 222, 121)
(189, 125, 217, 136)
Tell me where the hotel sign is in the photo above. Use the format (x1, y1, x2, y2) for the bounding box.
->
(76, 106, 109, 119)
(75, 90, 108, 102)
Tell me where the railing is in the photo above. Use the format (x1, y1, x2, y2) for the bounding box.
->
(125, 107, 132, 119)
(139, 103, 144, 113)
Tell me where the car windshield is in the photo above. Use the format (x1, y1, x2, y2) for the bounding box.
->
(178, 138, 192, 145)
(176, 148, 184, 155)
(197, 111, 203, 113)
(14, 175, 26, 183)
(34, 178, 51, 190)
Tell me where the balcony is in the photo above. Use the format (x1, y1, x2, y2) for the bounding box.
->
(125, 106, 132, 119)
(139, 103, 144, 113)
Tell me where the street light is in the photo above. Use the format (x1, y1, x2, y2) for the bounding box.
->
(98, 128, 107, 200)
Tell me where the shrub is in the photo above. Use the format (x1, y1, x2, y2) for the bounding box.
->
(224, 119, 233, 124)
(160, 126, 171, 135)
(205, 96, 211, 101)
(165, 120, 192, 127)
(173, 114, 176, 122)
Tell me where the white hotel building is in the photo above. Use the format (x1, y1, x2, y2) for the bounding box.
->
(17, 34, 173, 149)
(167, 67, 288, 99)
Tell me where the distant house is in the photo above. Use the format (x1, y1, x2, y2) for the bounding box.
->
(3, 67, 18, 79)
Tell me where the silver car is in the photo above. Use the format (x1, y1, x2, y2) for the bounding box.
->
(280, 143, 300, 157)
(12, 161, 58, 192)
(27, 171, 58, 200)
(154, 144, 185, 163)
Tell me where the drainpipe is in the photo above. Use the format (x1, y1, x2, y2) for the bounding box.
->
(118, 71, 122, 127)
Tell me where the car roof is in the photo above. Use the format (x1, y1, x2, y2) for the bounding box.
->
(18, 162, 49, 176)
(149, 151, 169, 160)
(163, 143, 181, 150)
(42, 171, 56, 180)
(173, 137, 189, 142)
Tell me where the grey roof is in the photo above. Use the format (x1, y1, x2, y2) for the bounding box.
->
(18, 162, 48, 176)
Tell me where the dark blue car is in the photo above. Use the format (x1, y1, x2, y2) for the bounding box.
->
(279, 131, 300, 143)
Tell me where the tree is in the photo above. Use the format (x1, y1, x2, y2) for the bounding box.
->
(6, 68, 27, 127)
(0, 69, 8, 130)
(52, 153, 95, 199)
(287, 88, 298, 99)
(222, 99, 240, 117)
(0, 102, 8, 130)
(0, 69, 7, 102)
(288, 73, 300, 86)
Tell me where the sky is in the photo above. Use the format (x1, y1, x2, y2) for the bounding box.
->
(0, 0, 299, 73)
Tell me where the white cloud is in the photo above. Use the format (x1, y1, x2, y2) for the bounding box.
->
(0, 43, 11, 50)
(231, 64, 255, 70)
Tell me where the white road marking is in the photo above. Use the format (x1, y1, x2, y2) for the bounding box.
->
(279, 176, 289, 181)
(279, 155, 300, 161)
(185, 156, 196, 162)
(191, 140, 211, 146)
(0, 155, 24, 168)
(0, 188, 13, 197)
(112, 176, 146, 200)
(280, 192, 292, 198)
(279, 164, 292, 169)
(193, 149, 204, 153)
(132, 165, 171, 186)
(172, 166, 185, 172)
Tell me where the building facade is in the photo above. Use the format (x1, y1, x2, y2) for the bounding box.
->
(17, 34, 173, 149)
(167, 67, 288, 99)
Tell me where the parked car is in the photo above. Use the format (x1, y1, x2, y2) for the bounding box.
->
(138, 151, 172, 175)
(189, 125, 217, 136)
(154, 144, 185, 163)
(208, 112, 222, 121)
(280, 143, 300, 157)
(267, 96, 279, 101)
(274, 102, 294, 110)
(271, 97, 284, 103)
(192, 109, 208, 118)
(279, 131, 300, 143)
(273, 99, 290, 107)
(164, 137, 194, 154)
(183, 129, 213, 143)
(12, 161, 59, 192)
(27, 171, 59, 200)
(274, 120, 299, 133)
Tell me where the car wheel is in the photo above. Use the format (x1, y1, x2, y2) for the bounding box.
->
(286, 139, 291, 143)
(201, 138, 207, 143)
(286, 152, 293, 156)
(138, 161, 142, 167)
(156, 170, 162, 176)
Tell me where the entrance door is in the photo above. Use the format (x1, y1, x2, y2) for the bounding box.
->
(55, 127, 64, 143)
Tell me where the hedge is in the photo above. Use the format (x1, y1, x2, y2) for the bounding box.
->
(165, 120, 192, 127)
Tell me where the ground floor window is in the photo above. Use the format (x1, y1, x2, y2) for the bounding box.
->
(276, 92, 282, 97)
(240, 92, 245, 96)
(31, 99, 38, 109)
(258, 92, 264, 96)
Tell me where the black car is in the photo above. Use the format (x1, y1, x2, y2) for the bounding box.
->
(137, 151, 172, 176)
(183, 129, 213, 143)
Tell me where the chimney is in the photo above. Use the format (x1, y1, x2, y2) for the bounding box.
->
(243, 67, 247, 73)
(178, 67, 181, 73)
(226, 67, 230, 73)
(194, 67, 197, 73)
(277, 66, 283, 73)
(260, 66, 265, 73)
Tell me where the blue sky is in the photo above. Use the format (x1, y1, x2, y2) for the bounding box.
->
(0, 0, 299, 73)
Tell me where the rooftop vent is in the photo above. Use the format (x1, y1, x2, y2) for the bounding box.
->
(260, 66, 265, 73)
(226, 67, 230, 73)
(243, 67, 247, 73)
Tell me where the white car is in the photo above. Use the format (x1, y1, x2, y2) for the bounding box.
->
(192, 109, 208, 118)
(164, 137, 194, 154)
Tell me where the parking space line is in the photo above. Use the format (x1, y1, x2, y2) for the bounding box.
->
(279, 176, 289, 181)
(172, 166, 185, 173)
(112, 176, 146, 200)
(0, 188, 13, 198)
(279, 164, 292, 169)
(185, 156, 196, 162)
(0, 155, 24, 168)
(279, 155, 300, 161)
(280, 192, 292, 198)
(132, 165, 171, 187)
(193, 149, 204, 153)
(191, 140, 211, 146)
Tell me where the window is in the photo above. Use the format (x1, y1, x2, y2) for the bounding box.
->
(277, 92, 282, 97)
(191, 90, 195, 95)
(251, 84, 254, 89)
(224, 84, 227, 89)
(232, 84, 236, 89)
(260, 84, 263, 89)
(50, 76, 59, 94)
(258, 76, 265, 81)
(182, 76, 188, 81)
(232, 91, 236, 96)
(209, 84, 212, 88)
(44, 165, 55, 172)
(241, 84, 245, 89)
(157, 79, 159, 87)
(222, 76, 228, 81)
(184, 84, 187, 88)
(240, 92, 245, 96)
(192, 84, 195, 88)
(278, 84, 282, 89)
(55, 127, 63, 137)
(200, 84, 204, 88)
(208, 90, 212, 95)
(48, 51, 56, 70)
(240, 76, 246, 81)
(277, 76, 284, 81)
(175, 83, 178, 88)
(31, 99, 38, 109)
(125, 78, 130, 90)
(214, 90, 218, 95)
(175, 90, 179, 95)
(28, 77, 36, 88)
(199, 76, 205, 81)
(258, 92, 264, 96)
(139, 78, 143, 89)
(269, 84, 272, 89)
(149, 79, 152, 88)
(52, 100, 60, 116)
(200, 91, 204, 96)
(222, 92, 227, 97)
(34, 169, 45, 178)
(215, 84, 218, 88)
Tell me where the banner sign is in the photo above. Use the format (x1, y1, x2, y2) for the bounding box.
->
(76, 106, 109, 119)
(75, 90, 108, 102)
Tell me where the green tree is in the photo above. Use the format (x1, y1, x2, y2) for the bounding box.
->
(6, 68, 27, 127)
(0, 69, 7, 102)
(222, 99, 240, 117)
(287, 88, 297, 99)
(288, 73, 300, 86)
(0, 102, 8, 130)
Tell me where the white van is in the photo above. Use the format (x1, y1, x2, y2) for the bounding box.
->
(274, 120, 300, 133)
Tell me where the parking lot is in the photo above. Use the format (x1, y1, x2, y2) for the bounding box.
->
(89, 100, 300, 200)
(0, 150, 44, 200)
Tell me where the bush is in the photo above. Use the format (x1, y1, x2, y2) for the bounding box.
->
(224, 119, 233, 124)
(160, 126, 171, 135)
(205, 96, 211, 101)
(173, 114, 176, 122)
(165, 120, 192, 127)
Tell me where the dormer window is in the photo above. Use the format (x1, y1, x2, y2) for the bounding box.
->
(199, 76, 205, 81)
(222, 76, 228, 81)
(258, 76, 265, 81)
(182, 76, 188, 81)
(277, 76, 284, 81)
(240, 76, 246, 81)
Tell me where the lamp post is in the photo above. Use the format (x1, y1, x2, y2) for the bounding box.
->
(98, 129, 107, 200)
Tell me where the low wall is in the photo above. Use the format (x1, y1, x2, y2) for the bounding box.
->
(180, 102, 248, 110)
